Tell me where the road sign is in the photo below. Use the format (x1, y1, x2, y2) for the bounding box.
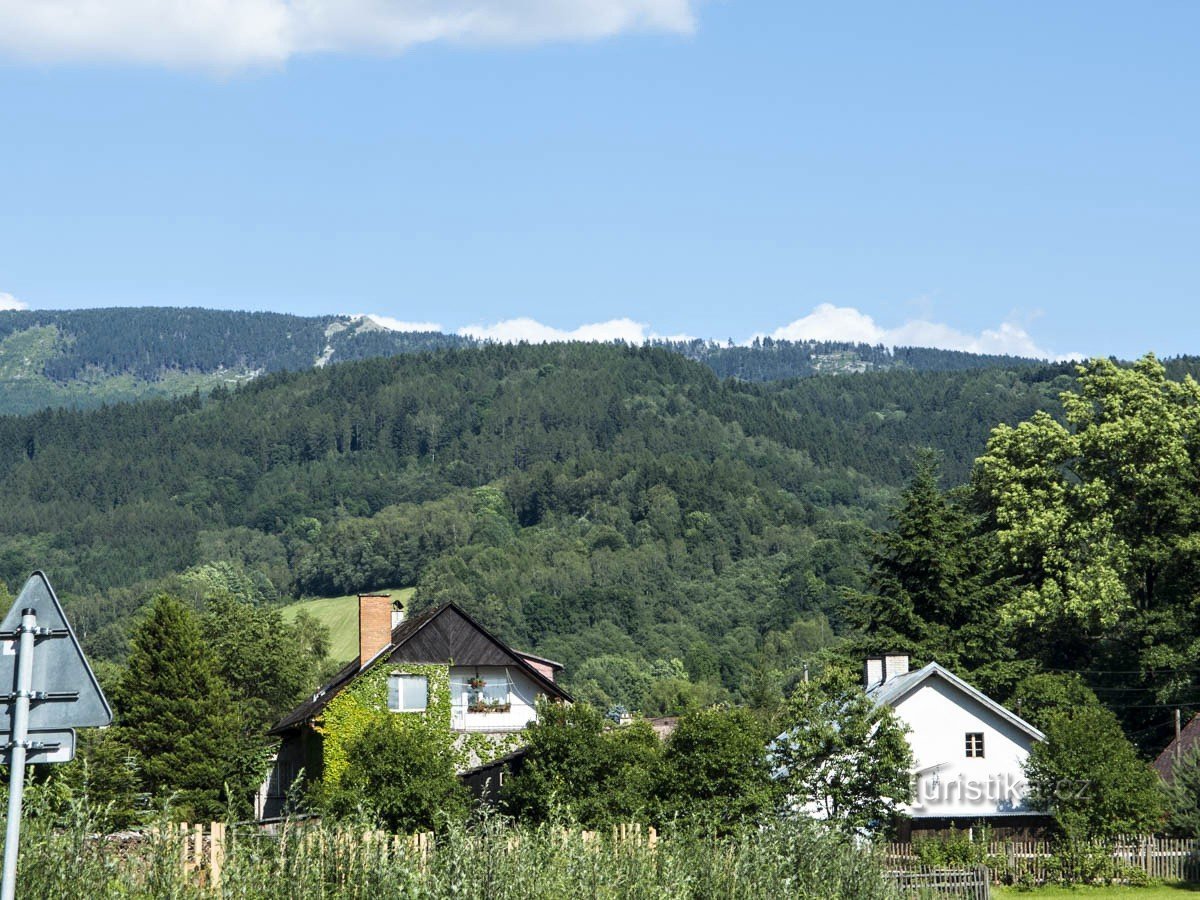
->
(22, 729, 76, 765)
(0, 572, 112, 900)
(0, 571, 112, 734)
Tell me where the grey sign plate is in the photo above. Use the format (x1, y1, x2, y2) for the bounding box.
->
(0, 573, 112, 732)
(1, 729, 76, 765)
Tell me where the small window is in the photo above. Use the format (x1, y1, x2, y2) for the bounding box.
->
(965, 732, 985, 758)
(482, 677, 510, 705)
(388, 674, 428, 712)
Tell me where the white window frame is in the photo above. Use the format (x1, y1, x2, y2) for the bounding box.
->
(388, 673, 428, 712)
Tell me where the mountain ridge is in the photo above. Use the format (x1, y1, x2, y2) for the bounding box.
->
(0, 306, 1043, 415)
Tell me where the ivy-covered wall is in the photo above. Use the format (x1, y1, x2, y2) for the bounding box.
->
(315, 660, 526, 790)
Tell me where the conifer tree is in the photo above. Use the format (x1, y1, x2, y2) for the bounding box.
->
(118, 594, 240, 819)
(846, 451, 1001, 671)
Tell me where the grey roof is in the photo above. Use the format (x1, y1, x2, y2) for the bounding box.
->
(867, 662, 1046, 743)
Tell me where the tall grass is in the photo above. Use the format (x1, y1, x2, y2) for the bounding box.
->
(6, 791, 898, 898)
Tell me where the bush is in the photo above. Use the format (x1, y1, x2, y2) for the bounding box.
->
(324, 717, 468, 832)
(912, 826, 998, 870)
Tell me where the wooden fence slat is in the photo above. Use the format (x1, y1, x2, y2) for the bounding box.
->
(884, 835, 1200, 886)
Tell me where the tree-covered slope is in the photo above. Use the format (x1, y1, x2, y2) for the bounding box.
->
(0, 343, 1074, 701)
(0, 307, 468, 414)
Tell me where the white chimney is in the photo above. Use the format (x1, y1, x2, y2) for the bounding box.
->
(884, 653, 910, 683)
(391, 597, 405, 631)
(864, 657, 884, 689)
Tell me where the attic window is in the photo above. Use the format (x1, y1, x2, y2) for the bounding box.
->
(965, 732, 985, 758)
(388, 673, 427, 712)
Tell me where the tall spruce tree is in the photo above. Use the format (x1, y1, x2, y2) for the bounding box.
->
(846, 452, 1002, 672)
(118, 594, 241, 819)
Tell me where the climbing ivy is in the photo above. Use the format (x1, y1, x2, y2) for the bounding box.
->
(316, 660, 528, 789)
(318, 662, 451, 788)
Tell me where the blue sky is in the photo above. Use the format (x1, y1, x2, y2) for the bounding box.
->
(0, 1, 1196, 360)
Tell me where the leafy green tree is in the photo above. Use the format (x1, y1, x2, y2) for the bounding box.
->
(643, 676, 728, 717)
(569, 654, 654, 713)
(117, 594, 242, 820)
(1008, 672, 1102, 732)
(1167, 748, 1200, 837)
(974, 355, 1200, 638)
(201, 594, 330, 725)
(657, 707, 778, 829)
(501, 700, 661, 827)
(326, 718, 468, 832)
(1024, 705, 1165, 841)
(771, 669, 912, 833)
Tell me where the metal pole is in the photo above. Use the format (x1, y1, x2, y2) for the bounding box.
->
(1, 608, 36, 900)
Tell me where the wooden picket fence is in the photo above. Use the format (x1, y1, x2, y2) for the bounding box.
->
(887, 866, 990, 899)
(154, 822, 228, 888)
(882, 837, 1200, 885)
(164, 821, 659, 889)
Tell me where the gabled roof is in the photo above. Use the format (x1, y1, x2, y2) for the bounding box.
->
(867, 662, 1046, 744)
(269, 601, 571, 735)
(1154, 713, 1200, 782)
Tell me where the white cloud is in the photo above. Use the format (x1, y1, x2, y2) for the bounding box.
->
(0, 0, 697, 69)
(0, 292, 28, 311)
(459, 316, 653, 343)
(353, 313, 444, 332)
(354, 305, 1075, 360)
(458, 316, 695, 344)
(768, 304, 886, 345)
(767, 303, 1074, 360)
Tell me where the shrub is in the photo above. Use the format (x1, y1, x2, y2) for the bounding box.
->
(324, 717, 468, 832)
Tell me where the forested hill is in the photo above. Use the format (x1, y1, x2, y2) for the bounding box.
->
(0, 343, 1073, 694)
(0, 307, 469, 414)
(0, 306, 1042, 415)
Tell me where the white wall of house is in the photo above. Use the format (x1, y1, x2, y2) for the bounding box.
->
(449, 665, 541, 732)
(892, 676, 1037, 819)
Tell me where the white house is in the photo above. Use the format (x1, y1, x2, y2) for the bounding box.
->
(865, 653, 1050, 838)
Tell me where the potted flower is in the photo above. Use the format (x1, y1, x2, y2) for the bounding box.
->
(467, 676, 486, 690)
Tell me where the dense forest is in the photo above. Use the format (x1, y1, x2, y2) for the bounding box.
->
(0, 345, 1065, 663)
(0, 307, 1043, 415)
(1, 340, 1197, 761)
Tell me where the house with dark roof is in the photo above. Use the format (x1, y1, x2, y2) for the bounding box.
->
(1154, 712, 1200, 783)
(863, 654, 1051, 838)
(256, 593, 570, 820)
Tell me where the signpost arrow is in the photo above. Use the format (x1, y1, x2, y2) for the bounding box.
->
(0, 572, 112, 900)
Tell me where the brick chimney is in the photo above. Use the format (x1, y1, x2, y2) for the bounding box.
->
(358, 593, 392, 668)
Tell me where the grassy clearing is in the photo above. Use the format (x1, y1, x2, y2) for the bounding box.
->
(995, 885, 1200, 898)
(281, 587, 415, 664)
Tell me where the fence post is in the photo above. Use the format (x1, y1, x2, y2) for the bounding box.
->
(209, 823, 225, 892)
(179, 822, 190, 876)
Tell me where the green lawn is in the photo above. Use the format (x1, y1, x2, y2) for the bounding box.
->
(281, 587, 415, 664)
(994, 885, 1200, 899)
